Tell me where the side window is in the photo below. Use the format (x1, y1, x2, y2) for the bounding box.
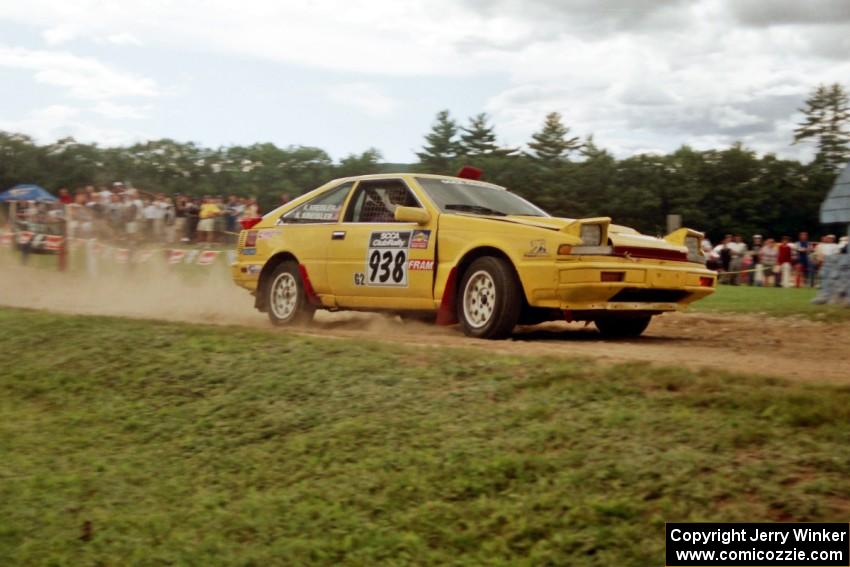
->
(345, 179, 421, 223)
(279, 182, 353, 224)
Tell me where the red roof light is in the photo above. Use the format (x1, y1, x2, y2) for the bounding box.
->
(456, 166, 483, 180)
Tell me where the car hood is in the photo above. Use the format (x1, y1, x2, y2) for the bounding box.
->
(450, 213, 685, 251)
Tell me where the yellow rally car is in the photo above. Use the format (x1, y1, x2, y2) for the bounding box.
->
(232, 172, 716, 339)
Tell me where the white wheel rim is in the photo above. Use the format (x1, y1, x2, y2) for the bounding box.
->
(462, 270, 496, 329)
(270, 272, 298, 320)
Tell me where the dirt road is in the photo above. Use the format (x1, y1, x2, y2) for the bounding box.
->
(1, 263, 847, 383)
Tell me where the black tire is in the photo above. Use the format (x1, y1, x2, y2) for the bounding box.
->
(457, 256, 522, 339)
(595, 315, 652, 338)
(265, 261, 314, 326)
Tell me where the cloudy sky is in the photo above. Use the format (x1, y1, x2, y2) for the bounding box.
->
(1, 0, 849, 162)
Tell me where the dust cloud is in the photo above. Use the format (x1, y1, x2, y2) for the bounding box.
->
(0, 258, 264, 326)
(0, 256, 443, 334)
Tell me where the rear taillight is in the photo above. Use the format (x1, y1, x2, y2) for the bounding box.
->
(699, 277, 714, 287)
(244, 231, 258, 248)
(240, 216, 262, 230)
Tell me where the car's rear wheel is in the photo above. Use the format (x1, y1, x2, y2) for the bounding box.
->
(457, 256, 521, 339)
(595, 315, 652, 338)
(266, 261, 314, 326)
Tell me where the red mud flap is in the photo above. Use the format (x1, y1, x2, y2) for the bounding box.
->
(436, 267, 458, 325)
(298, 264, 322, 306)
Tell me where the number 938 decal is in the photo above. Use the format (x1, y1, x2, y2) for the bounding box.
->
(365, 231, 411, 286)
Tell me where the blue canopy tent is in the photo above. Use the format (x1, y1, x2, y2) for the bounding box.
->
(0, 184, 57, 202)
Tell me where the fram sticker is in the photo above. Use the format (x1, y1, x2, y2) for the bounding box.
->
(408, 259, 434, 271)
(257, 229, 277, 240)
(410, 230, 431, 249)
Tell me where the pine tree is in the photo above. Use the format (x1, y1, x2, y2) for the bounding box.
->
(458, 113, 518, 157)
(794, 83, 850, 172)
(416, 110, 461, 172)
(527, 112, 581, 162)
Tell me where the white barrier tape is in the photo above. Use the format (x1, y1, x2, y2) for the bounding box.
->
(4, 234, 231, 267)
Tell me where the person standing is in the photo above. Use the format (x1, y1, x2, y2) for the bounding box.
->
(759, 238, 779, 287)
(778, 236, 793, 288)
(749, 234, 763, 286)
(727, 235, 747, 285)
(197, 196, 221, 246)
(175, 195, 188, 242)
(794, 231, 812, 287)
(185, 198, 200, 243)
(713, 235, 732, 284)
(243, 198, 259, 219)
(57, 188, 73, 205)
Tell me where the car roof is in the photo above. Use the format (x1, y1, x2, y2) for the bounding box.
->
(330, 172, 506, 190)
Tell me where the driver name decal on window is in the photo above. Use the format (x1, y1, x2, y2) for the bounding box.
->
(292, 203, 340, 221)
(365, 230, 410, 286)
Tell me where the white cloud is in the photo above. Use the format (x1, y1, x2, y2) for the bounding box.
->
(92, 101, 150, 120)
(327, 83, 399, 117)
(0, 0, 848, 158)
(0, 105, 142, 146)
(105, 32, 142, 46)
(0, 45, 159, 100)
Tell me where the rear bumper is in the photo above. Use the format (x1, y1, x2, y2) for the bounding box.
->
(524, 259, 716, 312)
(231, 261, 263, 291)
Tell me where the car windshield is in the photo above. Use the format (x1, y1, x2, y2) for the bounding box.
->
(415, 177, 549, 217)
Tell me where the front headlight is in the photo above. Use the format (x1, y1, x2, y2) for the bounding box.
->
(685, 236, 704, 264)
(580, 224, 602, 246)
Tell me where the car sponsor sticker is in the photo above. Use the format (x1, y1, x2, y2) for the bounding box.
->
(408, 259, 434, 271)
(410, 229, 431, 249)
(524, 239, 548, 257)
(366, 230, 410, 286)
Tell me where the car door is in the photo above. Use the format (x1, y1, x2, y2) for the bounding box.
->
(326, 178, 437, 310)
(270, 181, 354, 298)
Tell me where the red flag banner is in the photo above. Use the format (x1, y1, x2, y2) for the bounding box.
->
(44, 235, 64, 251)
(197, 250, 220, 265)
(168, 249, 186, 264)
(135, 250, 154, 263)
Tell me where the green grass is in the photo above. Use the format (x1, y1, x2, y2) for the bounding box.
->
(1, 309, 850, 566)
(692, 284, 850, 321)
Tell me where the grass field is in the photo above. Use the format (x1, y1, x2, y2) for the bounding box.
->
(1, 308, 849, 565)
(692, 284, 850, 321)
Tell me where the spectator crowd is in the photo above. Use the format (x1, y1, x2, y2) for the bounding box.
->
(702, 232, 848, 288)
(32, 183, 261, 246)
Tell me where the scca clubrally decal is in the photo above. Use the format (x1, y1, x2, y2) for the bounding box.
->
(366, 231, 411, 286)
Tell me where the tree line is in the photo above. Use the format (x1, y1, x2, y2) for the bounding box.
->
(1, 84, 847, 241)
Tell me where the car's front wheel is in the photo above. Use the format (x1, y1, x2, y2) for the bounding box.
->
(594, 315, 652, 338)
(266, 261, 314, 326)
(457, 256, 522, 339)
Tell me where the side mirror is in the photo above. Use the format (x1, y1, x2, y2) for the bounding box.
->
(394, 206, 431, 225)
